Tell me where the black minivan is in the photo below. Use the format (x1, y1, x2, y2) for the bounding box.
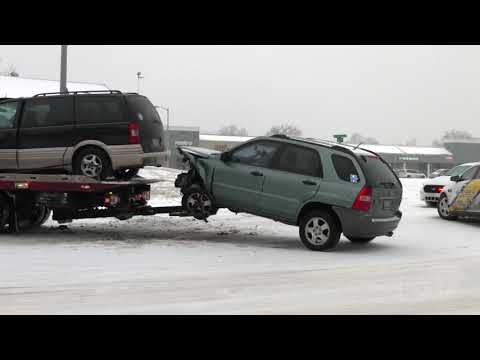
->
(0, 90, 165, 179)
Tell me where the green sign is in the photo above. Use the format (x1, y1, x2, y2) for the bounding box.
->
(333, 134, 347, 143)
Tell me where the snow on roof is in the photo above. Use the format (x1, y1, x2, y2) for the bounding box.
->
(0, 75, 110, 98)
(200, 134, 254, 143)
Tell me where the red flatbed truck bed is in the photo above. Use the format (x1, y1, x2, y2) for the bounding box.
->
(0, 173, 186, 233)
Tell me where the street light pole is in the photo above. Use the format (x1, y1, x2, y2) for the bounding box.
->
(60, 45, 68, 93)
(136, 72, 144, 93)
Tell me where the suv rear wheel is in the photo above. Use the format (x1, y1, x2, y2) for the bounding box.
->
(73, 147, 112, 180)
(299, 209, 341, 251)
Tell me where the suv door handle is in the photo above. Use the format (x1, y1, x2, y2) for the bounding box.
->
(250, 171, 263, 177)
(302, 180, 317, 186)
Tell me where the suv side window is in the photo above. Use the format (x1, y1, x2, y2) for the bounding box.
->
(274, 144, 323, 177)
(21, 97, 74, 128)
(332, 154, 360, 183)
(230, 141, 281, 168)
(0, 101, 18, 129)
(77, 96, 125, 124)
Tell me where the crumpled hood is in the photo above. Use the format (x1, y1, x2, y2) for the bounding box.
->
(177, 146, 221, 159)
(422, 175, 452, 187)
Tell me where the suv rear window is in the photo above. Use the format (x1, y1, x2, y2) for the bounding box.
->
(357, 155, 400, 186)
(126, 95, 161, 124)
(332, 154, 360, 183)
(77, 96, 125, 124)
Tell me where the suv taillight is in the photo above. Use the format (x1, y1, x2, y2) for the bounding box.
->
(352, 186, 373, 212)
(128, 121, 140, 144)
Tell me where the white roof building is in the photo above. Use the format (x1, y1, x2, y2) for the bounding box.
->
(0, 75, 110, 98)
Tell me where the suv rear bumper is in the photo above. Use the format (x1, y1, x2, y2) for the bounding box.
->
(333, 207, 402, 238)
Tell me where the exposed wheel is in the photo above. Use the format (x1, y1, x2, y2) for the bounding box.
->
(299, 209, 341, 251)
(0, 195, 11, 233)
(181, 186, 216, 220)
(346, 236, 375, 243)
(114, 168, 139, 181)
(437, 195, 457, 220)
(73, 147, 112, 180)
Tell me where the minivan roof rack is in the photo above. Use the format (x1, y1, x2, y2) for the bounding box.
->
(33, 90, 122, 97)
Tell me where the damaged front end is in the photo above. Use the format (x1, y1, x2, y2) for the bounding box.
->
(174, 146, 219, 220)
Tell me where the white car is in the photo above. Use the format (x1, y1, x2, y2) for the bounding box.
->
(437, 164, 480, 220)
(398, 169, 426, 178)
(420, 162, 480, 205)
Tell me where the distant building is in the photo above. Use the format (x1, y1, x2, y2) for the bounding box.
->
(166, 126, 200, 169)
(443, 138, 480, 165)
(199, 134, 254, 152)
(0, 75, 110, 98)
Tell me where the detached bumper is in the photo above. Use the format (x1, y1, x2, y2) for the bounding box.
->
(333, 207, 402, 238)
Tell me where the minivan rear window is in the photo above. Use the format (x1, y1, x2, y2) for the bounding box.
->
(125, 95, 161, 124)
(357, 155, 400, 186)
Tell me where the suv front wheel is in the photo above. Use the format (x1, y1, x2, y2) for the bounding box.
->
(299, 209, 341, 251)
(73, 147, 113, 180)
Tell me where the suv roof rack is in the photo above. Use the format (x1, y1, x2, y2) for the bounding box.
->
(270, 134, 289, 139)
(33, 90, 122, 97)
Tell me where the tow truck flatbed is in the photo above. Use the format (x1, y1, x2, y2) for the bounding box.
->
(0, 173, 186, 233)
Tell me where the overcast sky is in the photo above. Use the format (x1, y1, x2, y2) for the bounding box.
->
(1, 45, 480, 145)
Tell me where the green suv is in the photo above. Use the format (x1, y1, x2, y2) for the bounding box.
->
(175, 135, 403, 251)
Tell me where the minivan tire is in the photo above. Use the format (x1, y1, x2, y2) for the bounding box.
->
(299, 209, 341, 251)
(73, 147, 113, 180)
(346, 236, 375, 243)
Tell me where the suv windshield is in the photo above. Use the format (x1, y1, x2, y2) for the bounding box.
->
(445, 165, 472, 177)
(356, 155, 400, 186)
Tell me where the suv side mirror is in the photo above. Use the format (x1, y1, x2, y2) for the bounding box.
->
(220, 152, 231, 162)
(450, 175, 461, 182)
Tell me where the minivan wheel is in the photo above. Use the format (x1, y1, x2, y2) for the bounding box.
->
(437, 195, 457, 221)
(73, 147, 112, 180)
(299, 209, 341, 251)
(114, 168, 139, 181)
(346, 236, 375, 243)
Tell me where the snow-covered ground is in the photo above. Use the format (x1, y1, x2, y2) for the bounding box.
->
(1, 167, 480, 314)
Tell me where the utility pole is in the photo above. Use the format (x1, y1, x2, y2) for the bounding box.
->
(60, 45, 68, 93)
(137, 72, 144, 93)
(155, 105, 170, 167)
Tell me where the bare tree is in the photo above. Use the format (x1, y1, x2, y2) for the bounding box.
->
(347, 132, 380, 145)
(218, 125, 248, 136)
(266, 124, 302, 137)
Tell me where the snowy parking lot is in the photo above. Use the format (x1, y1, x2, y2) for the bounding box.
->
(1, 167, 480, 314)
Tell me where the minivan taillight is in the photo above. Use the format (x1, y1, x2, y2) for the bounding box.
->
(128, 121, 140, 144)
(352, 186, 373, 212)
